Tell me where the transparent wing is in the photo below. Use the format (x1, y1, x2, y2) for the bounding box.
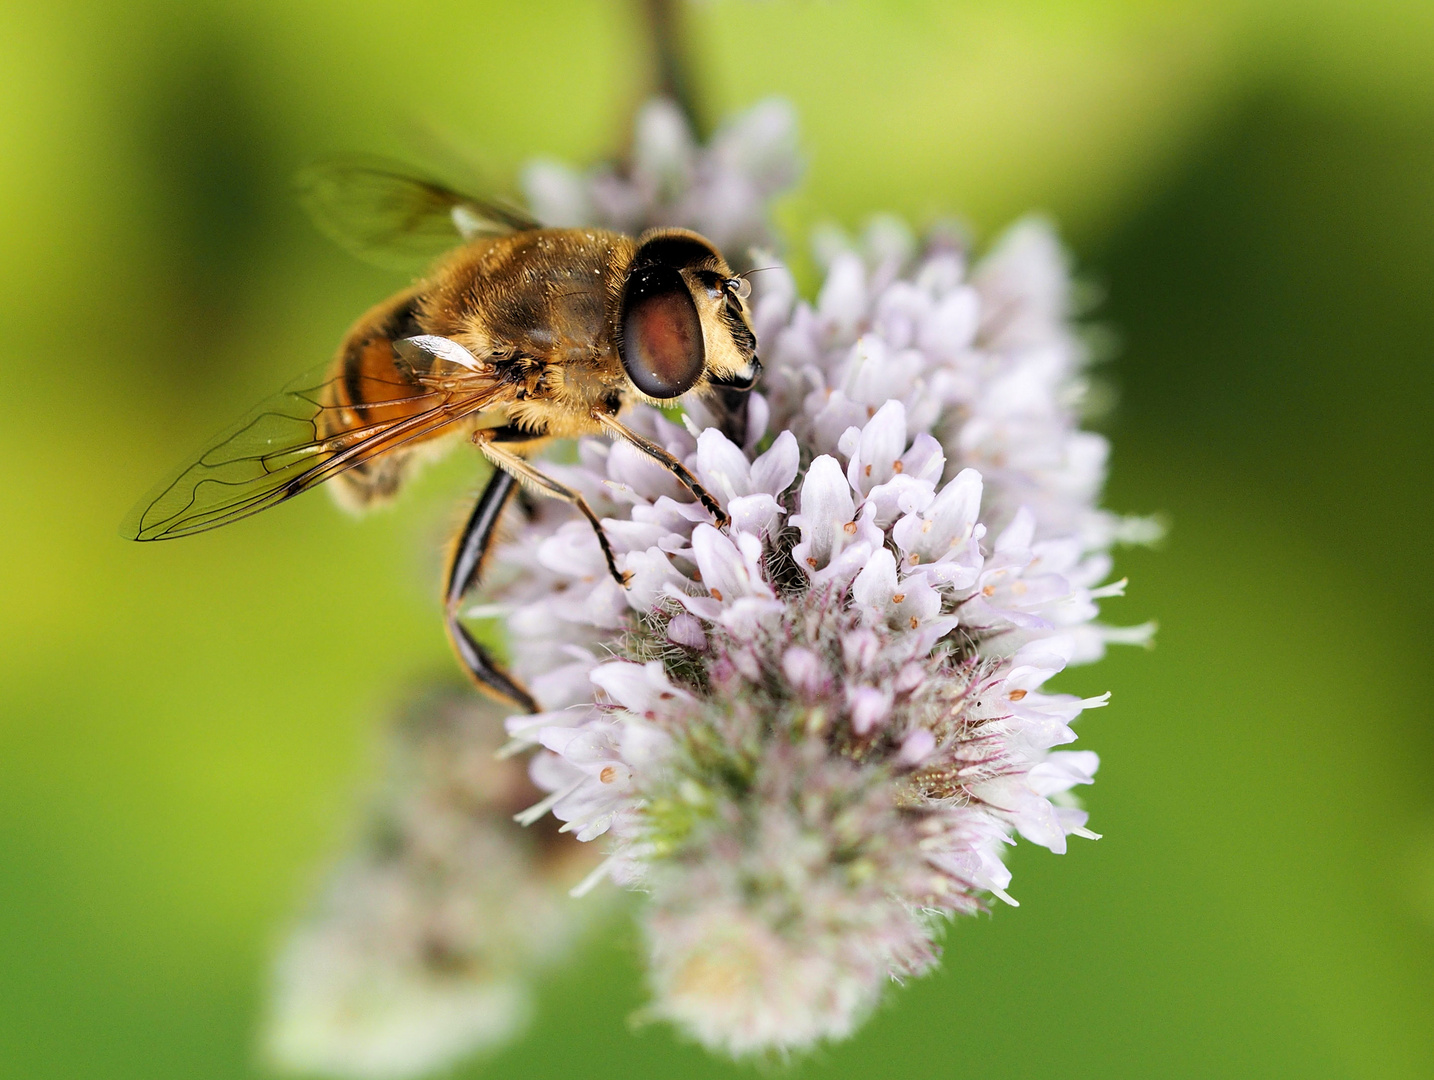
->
(296, 156, 541, 269)
(123, 342, 507, 541)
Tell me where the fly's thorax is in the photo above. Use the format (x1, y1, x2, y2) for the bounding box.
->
(420, 228, 635, 366)
(398, 228, 638, 441)
(503, 348, 630, 440)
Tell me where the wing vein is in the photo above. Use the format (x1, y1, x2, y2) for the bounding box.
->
(124, 357, 506, 541)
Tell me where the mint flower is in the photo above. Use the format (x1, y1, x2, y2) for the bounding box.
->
(481, 212, 1151, 1056)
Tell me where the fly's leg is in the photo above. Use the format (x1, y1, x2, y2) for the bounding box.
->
(443, 466, 539, 714)
(474, 430, 632, 589)
(447, 468, 515, 611)
(590, 410, 729, 528)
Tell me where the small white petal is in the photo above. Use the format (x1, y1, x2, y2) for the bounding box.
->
(851, 548, 899, 619)
(845, 399, 908, 497)
(789, 455, 857, 576)
(591, 661, 689, 716)
(749, 430, 799, 497)
(816, 253, 868, 335)
(695, 428, 752, 502)
(782, 647, 826, 696)
(847, 685, 892, 735)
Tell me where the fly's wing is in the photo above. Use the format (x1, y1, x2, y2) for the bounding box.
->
(122, 338, 507, 541)
(296, 156, 541, 270)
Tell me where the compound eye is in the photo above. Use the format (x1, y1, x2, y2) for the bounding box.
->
(620, 266, 705, 398)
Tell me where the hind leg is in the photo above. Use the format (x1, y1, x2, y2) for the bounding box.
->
(444, 467, 538, 714)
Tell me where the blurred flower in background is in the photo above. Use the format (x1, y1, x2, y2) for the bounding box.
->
(522, 96, 800, 256)
(265, 688, 607, 1079)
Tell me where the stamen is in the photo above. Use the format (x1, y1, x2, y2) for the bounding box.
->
(513, 777, 585, 827)
(569, 853, 616, 898)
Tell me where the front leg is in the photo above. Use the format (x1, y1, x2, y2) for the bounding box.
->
(590, 410, 730, 528)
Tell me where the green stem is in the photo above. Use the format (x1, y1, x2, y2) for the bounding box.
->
(640, 0, 705, 138)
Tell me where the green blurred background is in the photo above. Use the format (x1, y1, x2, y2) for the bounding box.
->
(2, 0, 1432, 1076)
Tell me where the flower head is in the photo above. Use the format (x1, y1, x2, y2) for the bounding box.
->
(478, 207, 1151, 1056)
(274, 95, 1153, 1067)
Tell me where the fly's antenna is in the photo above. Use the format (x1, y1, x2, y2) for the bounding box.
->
(728, 266, 781, 300)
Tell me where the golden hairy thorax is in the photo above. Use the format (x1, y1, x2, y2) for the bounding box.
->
(418, 228, 640, 439)
(320, 230, 636, 506)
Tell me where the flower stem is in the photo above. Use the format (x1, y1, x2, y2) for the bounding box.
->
(640, 0, 705, 137)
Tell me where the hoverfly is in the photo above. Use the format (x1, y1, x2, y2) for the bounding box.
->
(123, 159, 762, 713)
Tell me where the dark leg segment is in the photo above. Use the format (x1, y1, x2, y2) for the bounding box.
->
(443, 467, 538, 714)
(708, 383, 753, 448)
(446, 468, 517, 609)
(449, 620, 537, 714)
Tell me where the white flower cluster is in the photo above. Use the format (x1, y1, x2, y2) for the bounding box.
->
(522, 96, 800, 255)
(264, 690, 606, 1080)
(483, 205, 1152, 1054)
